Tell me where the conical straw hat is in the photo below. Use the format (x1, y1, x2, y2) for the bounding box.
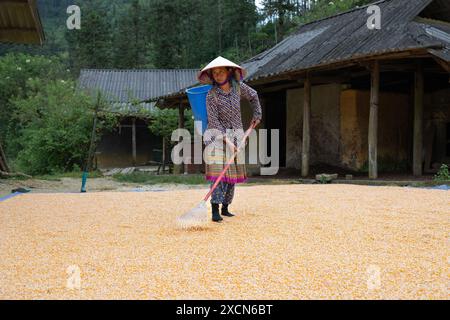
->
(197, 56, 247, 84)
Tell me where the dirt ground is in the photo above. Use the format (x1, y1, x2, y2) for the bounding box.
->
(0, 184, 448, 299)
(0, 177, 206, 198)
(0, 174, 442, 199)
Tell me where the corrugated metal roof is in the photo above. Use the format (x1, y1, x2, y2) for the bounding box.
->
(414, 18, 450, 62)
(243, 0, 450, 82)
(0, 0, 45, 45)
(78, 69, 198, 107)
(109, 102, 156, 114)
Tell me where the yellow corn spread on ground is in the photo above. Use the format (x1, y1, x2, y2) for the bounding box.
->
(0, 184, 448, 299)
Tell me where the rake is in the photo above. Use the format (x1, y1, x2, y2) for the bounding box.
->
(176, 122, 257, 229)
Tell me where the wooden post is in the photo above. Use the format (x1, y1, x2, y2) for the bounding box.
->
(368, 61, 380, 179)
(413, 62, 424, 176)
(174, 103, 185, 174)
(179, 103, 185, 129)
(302, 74, 311, 177)
(132, 117, 137, 166)
(162, 137, 166, 174)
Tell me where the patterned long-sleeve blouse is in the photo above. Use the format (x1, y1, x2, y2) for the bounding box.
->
(205, 82, 262, 148)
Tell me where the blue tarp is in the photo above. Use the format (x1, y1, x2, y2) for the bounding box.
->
(0, 192, 23, 202)
(426, 184, 450, 190)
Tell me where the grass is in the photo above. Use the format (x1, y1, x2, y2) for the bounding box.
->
(433, 164, 450, 182)
(33, 170, 104, 181)
(112, 172, 208, 185)
(243, 178, 302, 186)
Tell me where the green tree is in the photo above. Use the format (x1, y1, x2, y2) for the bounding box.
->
(291, 0, 375, 30)
(0, 53, 68, 158)
(220, 0, 259, 61)
(261, 0, 297, 42)
(65, 0, 113, 73)
(146, 0, 182, 68)
(113, 0, 152, 68)
(10, 79, 117, 175)
(146, 0, 259, 68)
(148, 107, 194, 172)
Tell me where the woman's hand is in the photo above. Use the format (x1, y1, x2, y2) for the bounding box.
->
(250, 118, 261, 128)
(224, 137, 239, 154)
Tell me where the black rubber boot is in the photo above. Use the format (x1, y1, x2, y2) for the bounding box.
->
(221, 204, 235, 217)
(212, 203, 223, 222)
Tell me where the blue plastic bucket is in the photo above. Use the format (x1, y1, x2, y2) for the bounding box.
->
(186, 84, 211, 135)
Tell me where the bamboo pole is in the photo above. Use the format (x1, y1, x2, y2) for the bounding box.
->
(81, 95, 101, 192)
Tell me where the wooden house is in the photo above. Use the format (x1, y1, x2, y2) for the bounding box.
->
(78, 69, 198, 169)
(161, 0, 449, 179)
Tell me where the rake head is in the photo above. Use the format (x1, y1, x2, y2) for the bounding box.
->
(176, 200, 209, 229)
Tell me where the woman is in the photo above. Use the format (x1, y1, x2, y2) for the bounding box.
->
(197, 56, 262, 222)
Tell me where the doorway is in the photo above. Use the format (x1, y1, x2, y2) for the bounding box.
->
(263, 91, 287, 167)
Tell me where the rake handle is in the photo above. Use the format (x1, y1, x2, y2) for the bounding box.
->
(203, 122, 257, 202)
